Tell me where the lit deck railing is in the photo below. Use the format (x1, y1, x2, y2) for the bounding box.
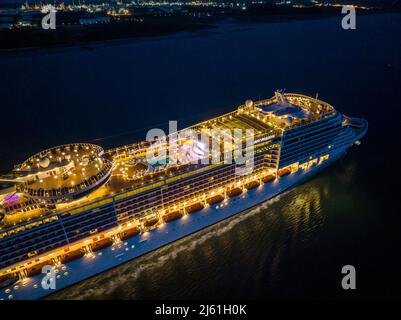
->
(16, 161, 113, 201)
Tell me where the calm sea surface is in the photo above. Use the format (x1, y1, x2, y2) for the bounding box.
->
(1, 13, 401, 299)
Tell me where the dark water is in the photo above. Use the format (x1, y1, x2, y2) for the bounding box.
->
(2, 13, 401, 299)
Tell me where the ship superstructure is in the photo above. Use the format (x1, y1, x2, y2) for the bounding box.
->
(0, 92, 367, 299)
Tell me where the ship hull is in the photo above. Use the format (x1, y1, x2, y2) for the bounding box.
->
(0, 150, 345, 300)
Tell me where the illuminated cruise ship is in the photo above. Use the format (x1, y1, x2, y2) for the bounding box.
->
(0, 91, 367, 299)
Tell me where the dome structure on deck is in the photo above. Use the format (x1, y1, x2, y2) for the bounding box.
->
(14, 143, 113, 202)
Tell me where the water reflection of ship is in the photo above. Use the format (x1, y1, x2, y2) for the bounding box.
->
(48, 180, 327, 300)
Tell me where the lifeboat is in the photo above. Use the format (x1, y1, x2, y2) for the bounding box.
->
(163, 211, 183, 223)
(262, 174, 275, 183)
(0, 273, 18, 289)
(26, 260, 52, 277)
(244, 181, 260, 190)
(185, 202, 204, 214)
(119, 226, 140, 240)
(206, 195, 224, 205)
(227, 187, 243, 197)
(144, 217, 159, 227)
(91, 237, 113, 252)
(278, 168, 291, 176)
(60, 248, 85, 264)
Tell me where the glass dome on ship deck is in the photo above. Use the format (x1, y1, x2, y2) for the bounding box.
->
(14, 143, 112, 202)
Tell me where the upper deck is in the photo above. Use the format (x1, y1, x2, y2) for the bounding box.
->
(0, 92, 336, 230)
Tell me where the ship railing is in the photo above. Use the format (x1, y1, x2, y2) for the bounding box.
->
(106, 141, 150, 158)
(14, 143, 104, 170)
(284, 110, 337, 131)
(16, 161, 112, 199)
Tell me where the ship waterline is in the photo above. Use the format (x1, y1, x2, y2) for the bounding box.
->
(0, 91, 367, 300)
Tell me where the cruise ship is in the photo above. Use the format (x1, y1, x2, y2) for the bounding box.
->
(0, 91, 367, 300)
